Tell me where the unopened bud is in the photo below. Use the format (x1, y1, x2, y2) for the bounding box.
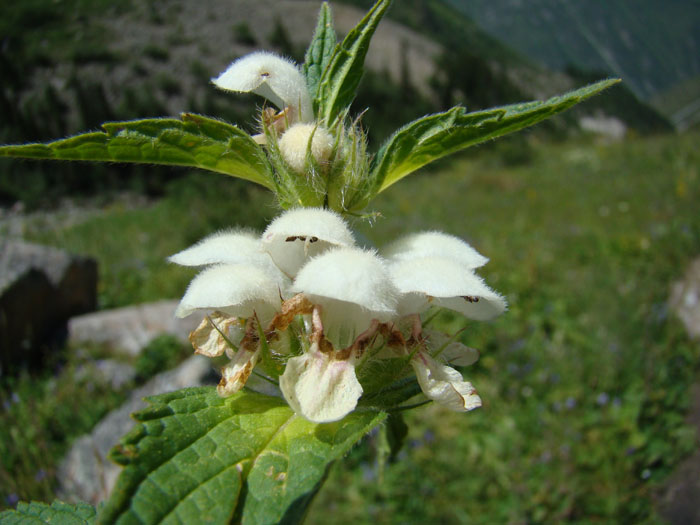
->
(279, 123, 334, 173)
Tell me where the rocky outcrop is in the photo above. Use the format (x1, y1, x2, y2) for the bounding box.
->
(0, 240, 97, 374)
(67, 300, 200, 355)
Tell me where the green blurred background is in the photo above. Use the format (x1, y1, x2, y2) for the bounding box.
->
(1, 0, 699, 522)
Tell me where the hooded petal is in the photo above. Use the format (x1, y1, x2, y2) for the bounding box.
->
(381, 231, 488, 269)
(168, 230, 289, 289)
(390, 257, 506, 320)
(279, 343, 362, 423)
(411, 352, 481, 411)
(261, 208, 355, 278)
(218, 347, 261, 396)
(293, 247, 398, 347)
(175, 264, 282, 323)
(168, 230, 260, 267)
(212, 51, 313, 122)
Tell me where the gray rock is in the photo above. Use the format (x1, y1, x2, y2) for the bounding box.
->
(74, 359, 138, 390)
(669, 258, 700, 340)
(68, 300, 200, 355)
(57, 355, 217, 505)
(0, 240, 97, 374)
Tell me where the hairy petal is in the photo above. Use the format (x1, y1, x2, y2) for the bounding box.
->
(293, 247, 398, 347)
(175, 264, 282, 322)
(390, 256, 506, 319)
(212, 51, 313, 122)
(279, 344, 362, 423)
(168, 230, 260, 266)
(412, 352, 482, 411)
(262, 208, 355, 277)
(381, 231, 488, 269)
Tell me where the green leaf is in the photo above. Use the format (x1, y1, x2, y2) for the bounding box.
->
(0, 500, 96, 524)
(372, 78, 620, 193)
(316, 0, 392, 125)
(385, 412, 409, 462)
(0, 114, 274, 190)
(303, 2, 336, 107)
(98, 387, 385, 525)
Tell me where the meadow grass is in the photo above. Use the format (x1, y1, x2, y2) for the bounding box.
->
(1, 131, 698, 521)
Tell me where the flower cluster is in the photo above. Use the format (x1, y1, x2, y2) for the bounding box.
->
(171, 208, 506, 423)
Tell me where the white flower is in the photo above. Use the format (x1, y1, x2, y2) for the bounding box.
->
(212, 51, 313, 124)
(171, 207, 505, 422)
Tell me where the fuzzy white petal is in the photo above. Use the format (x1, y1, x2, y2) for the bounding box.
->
(390, 257, 506, 319)
(218, 347, 260, 396)
(382, 231, 488, 269)
(412, 352, 481, 411)
(175, 264, 282, 322)
(168, 230, 290, 290)
(293, 248, 398, 346)
(212, 52, 312, 122)
(262, 208, 355, 277)
(168, 230, 260, 267)
(279, 344, 362, 423)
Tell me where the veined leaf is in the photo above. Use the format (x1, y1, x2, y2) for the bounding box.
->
(316, 0, 392, 125)
(373, 78, 620, 193)
(0, 114, 274, 190)
(0, 500, 96, 524)
(303, 2, 336, 107)
(98, 387, 385, 525)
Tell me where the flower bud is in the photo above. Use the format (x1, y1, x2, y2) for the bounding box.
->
(278, 123, 334, 173)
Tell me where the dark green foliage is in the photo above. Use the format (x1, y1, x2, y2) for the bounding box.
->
(0, 500, 96, 524)
(99, 388, 385, 524)
(316, 0, 392, 125)
(0, 114, 274, 189)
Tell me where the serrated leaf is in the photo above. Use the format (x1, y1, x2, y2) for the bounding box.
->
(0, 500, 96, 524)
(303, 2, 336, 106)
(0, 114, 274, 189)
(98, 387, 384, 525)
(316, 0, 392, 125)
(372, 78, 620, 193)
